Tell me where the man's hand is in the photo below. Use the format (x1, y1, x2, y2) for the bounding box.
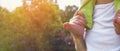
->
(113, 10, 120, 35)
(63, 11, 87, 51)
(63, 11, 87, 37)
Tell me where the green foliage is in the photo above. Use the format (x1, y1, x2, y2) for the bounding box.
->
(61, 5, 78, 23)
(0, 1, 78, 51)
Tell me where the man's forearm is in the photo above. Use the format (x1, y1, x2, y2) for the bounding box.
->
(71, 33, 86, 51)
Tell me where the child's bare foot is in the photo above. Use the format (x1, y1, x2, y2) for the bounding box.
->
(113, 10, 120, 35)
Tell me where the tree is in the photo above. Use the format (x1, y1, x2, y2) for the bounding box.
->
(61, 5, 78, 23)
(22, 0, 63, 51)
(0, 1, 78, 51)
(58, 5, 78, 51)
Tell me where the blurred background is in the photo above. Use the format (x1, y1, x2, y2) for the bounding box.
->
(0, 0, 80, 51)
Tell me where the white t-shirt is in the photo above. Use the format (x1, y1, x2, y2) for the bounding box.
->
(86, 2, 120, 51)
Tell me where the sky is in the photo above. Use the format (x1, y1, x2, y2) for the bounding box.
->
(57, 0, 80, 9)
(0, 0, 80, 11)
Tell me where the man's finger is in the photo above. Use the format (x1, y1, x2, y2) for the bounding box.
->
(74, 11, 85, 18)
(73, 20, 87, 27)
(70, 15, 87, 24)
(115, 9, 120, 18)
(114, 9, 120, 24)
(77, 11, 85, 18)
(116, 17, 120, 24)
(116, 10, 120, 24)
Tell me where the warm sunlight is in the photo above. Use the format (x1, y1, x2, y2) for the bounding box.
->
(58, 0, 80, 10)
(0, 0, 80, 11)
(1, 0, 120, 51)
(0, 0, 80, 51)
(0, 0, 22, 11)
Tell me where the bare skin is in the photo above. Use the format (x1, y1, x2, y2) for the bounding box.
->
(113, 10, 120, 35)
(64, 0, 115, 38)
(64, 11, 87, 51)
(64, 11, 87, 37)
(96, 0, 113, 5)
(64, 0, 120, 51)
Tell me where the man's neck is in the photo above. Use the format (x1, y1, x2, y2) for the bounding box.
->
(96, 0, 114, 5)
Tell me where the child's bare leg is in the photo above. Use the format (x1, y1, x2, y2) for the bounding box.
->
(113, 10, 120, 35)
